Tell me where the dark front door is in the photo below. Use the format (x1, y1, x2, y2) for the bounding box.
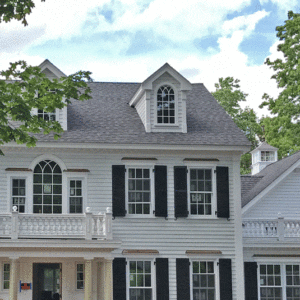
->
(32, 263, 61, 300)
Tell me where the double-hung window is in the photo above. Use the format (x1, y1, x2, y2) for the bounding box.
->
(192, 261, 216, 300)
(261, 151, 275, 162)
(189, 168, 215, 216)
(38, 109, 56, 121)
(12, 179, 26, 213)
(127, 167, 153, 216)
(76, 263, 84, 290)
(69, 180, 83, 213)
(259, 263, 300, 300)
(157, 85, 175, 124)
(3, 263, 10, 290)
(128, 260, 153, 300)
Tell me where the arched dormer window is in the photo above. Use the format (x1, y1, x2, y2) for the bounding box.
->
(157, 85, 175, 124)
(33, 160, 62, 214)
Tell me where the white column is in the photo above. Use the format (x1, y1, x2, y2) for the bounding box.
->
(9, 258, 19, 300)
(84, 259, 93, 300)
(104, 258, 113, 300)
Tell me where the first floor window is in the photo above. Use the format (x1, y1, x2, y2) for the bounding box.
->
(192, 261, 215, 300)
(70, 180, 83, 213)
(3, 263, 10, 290)
(128, 168, 151, 215)
(129, 260, 152, 300)
(12, 179, 26, 213)
(76, 264, 84, 290)
(189, 169, 214, 216)
(259, 263, 300, 300)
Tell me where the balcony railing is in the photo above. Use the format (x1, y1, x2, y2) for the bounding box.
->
(243, 216, 300, 241)
(0, 207, 112, 240)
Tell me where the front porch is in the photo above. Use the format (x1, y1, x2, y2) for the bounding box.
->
(0, 207, 112, 240)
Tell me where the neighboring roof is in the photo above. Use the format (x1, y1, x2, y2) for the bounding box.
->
(250, 141, 278, 153)
(241, 150, 300, 208)
(39, 59, 66, 77)
(35, 81, 250, 147)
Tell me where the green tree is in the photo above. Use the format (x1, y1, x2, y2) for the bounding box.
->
(0, 0, 92, 154)
(212, 77, 262, 174)
(260, 11, 300, 158)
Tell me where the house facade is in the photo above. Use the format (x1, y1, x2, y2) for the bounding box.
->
(242, 143, 300, 300)
(0, 60, 250, 300)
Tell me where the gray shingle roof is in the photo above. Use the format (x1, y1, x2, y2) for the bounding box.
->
(241, 150, 300, 208)
(36, 82, 250, 146)
(250, 141, 278, 153)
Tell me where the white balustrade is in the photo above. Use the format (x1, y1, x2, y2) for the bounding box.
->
(0, 207, 112, 240)
(243, 218, 300, 240)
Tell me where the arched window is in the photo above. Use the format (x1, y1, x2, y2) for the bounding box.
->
(157, 85, 175, 124)
(33, 160, 62, 214)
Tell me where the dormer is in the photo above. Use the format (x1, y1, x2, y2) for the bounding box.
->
(129, 63, 192, 133)
(35, 59, 68, 131)
(251, 142, 278, 175)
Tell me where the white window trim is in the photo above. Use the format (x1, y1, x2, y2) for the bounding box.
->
(68, 176, 87, 214)
(6, 171, 32, 214)
(126, 258, 156, 300)
(125, 164, 155, 218)
(154, 82, 179, 127)
(190, 259, 220, 300)
(75, 262, 85, 291)
(2, 262, 10, 291)
(257, 261, 300, 300)
(187, 165, 217, 219)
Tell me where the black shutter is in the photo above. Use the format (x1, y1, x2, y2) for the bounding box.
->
(113, 258, 126, 300)
(155, 166, 168, 217)
(174, 166, 188, 218)
(216, 166, 230, 218)
(176, 258, 190, 300)
(112, 165, 126, 217)
(244, 262, 258, 300)
(156, 258, 169, 300)
(219, 259, 232, 300)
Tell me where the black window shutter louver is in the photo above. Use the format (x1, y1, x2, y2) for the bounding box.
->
(176, 258, 190, 300)
(113, 258, 126, 300)
(174, 166, 188, 218)
(244, 262, 258, 300)
(156, 258, 169, 300)
(219, 258, 233, 300)
(216, 166, 230, 218)
(112, 165, 126, 217)
(155, 166, 168, 217)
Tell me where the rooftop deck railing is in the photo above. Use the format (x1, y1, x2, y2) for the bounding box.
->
(0, 207, 112, 240)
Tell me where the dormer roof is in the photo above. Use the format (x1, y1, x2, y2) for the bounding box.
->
(250, 142, 278, 153)
(39, 59, 66, 78)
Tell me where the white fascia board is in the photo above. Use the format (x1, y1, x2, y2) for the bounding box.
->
(3, 142, 250, 153)
(242, 158, 300, 215)
(128, 85, 144, 107)
(39, 59, 66, 78)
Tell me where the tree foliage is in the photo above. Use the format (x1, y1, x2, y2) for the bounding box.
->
(0, 0, 44, 26)
(260, 11, 300, 158)
(0, 61, 92, 154)
(212, 77, 262, 174)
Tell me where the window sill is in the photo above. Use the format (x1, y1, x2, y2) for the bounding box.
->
(187, 215, 218, 220)
(154, 123, 179, 128)
(124, 215, 156, 219)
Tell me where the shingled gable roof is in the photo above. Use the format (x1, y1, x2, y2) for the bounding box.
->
(250, 141, 278, 153)
(39, 59, 66, 78)
(241, 150, 300, 209)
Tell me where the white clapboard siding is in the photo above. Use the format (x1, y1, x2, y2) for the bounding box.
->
(0, 147, 242, 299)
(244, 170, 300, 219)
(135, 92, 146, 128)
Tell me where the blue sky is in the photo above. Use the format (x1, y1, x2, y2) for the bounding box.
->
(0, 0, 298, 115)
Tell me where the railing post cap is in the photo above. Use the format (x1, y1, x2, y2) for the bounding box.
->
(106, 207, 112, 214)
(85, 207, 92, 213)
(278, 212, 284, 219)
(12, 206, 18, 213)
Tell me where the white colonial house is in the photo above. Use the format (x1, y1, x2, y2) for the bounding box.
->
(0, 60, 250, 300)
(242, 143, 300, 300)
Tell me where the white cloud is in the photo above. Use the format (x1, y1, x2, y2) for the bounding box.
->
(259, 0, 298, 11)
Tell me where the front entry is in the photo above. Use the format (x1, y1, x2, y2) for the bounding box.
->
(32, 263, 62, 300)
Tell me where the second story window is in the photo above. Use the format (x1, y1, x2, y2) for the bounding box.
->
(69, 180, 83, 213)
(261, 151, 275, 162)
(38, 109, 56, 121)
(33, 160, 62, 214)
(157, 85, 175, 124)
(12, 179, 26, 213)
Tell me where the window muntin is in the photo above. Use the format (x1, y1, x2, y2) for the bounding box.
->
(261, 151, 275, 162)
(70, 180, 83, 213)
(128, 168, 151, 215)
(190, 169, 213, 216)
(3, 263, 10, 290)
(12, 179, 26, 213)
(76, 263, 84, 290)
(38, 109, 56, 121)
(129, 260, 152, 300)
(192, 261, 215, 300)
(260, 264, 282, 300)
(286, 265, 300, 300)
(33, 160, 62, 214)
(157, 85, 175, 124)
